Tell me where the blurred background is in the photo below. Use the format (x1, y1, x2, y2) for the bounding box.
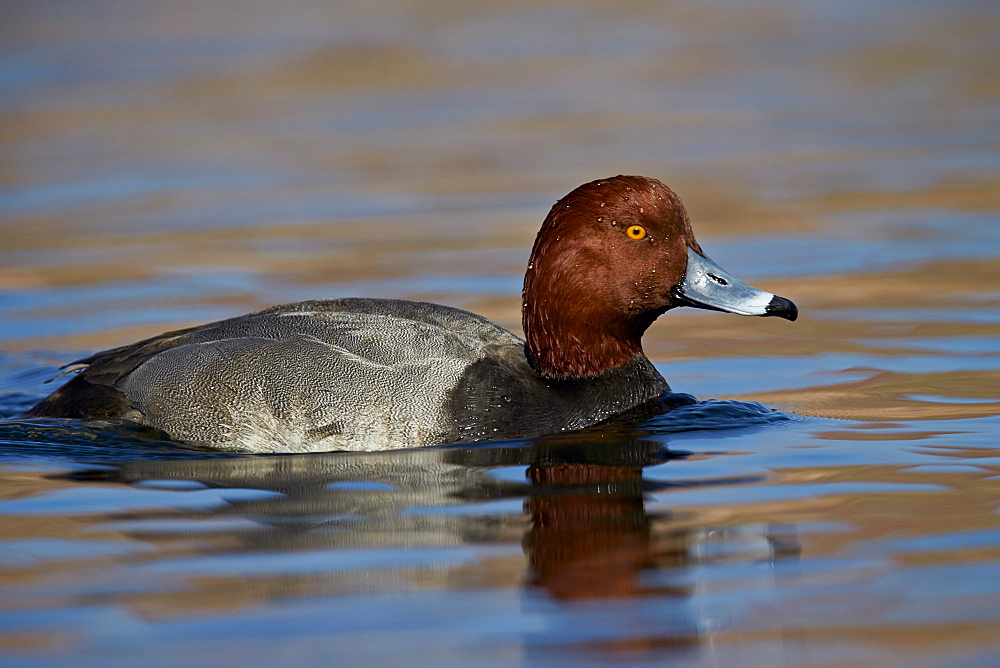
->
(2, 0, 997, 386)
(1, 1, 999, 665)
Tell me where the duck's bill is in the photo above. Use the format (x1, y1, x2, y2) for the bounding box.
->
(672, 247, 798, 321)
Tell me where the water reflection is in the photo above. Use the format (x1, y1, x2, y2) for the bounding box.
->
(56, 428, 796, 621)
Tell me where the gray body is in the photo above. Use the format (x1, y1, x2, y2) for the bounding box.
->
(30, 299, 669, 453)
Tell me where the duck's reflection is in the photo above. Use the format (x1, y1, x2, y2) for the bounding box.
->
(523, 443, 664, 601)
(60, 427, 796, 636)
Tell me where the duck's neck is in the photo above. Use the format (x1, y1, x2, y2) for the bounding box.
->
(521, 285, 663, 379)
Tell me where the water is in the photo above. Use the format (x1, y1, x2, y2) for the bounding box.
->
(1, 0, 998, 665)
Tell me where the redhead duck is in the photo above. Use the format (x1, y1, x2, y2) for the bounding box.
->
(28, 176, 796, 452)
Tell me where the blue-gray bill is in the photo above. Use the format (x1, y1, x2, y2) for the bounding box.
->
(672, 247, 798, 321)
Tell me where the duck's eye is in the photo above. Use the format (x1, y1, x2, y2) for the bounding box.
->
(626, 225, 647, 240)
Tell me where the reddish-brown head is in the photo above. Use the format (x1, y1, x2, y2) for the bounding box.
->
(521, 175, 797, 378)
(522, 175, 701, 378)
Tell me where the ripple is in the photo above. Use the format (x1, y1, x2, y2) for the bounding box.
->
(0, 418, 237, 462)
(644, 399, 795, 434)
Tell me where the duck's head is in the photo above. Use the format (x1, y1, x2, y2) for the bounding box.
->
(522, 175, 797, 378)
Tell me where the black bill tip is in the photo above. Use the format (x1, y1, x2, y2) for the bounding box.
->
(765, 295, 798, 321)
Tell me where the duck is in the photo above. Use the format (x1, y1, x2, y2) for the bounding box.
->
(27, 175, 797, 453)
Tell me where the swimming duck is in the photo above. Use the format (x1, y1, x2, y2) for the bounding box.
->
(28, 176, 797, 452)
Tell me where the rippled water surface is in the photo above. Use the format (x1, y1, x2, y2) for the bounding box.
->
(2, 1, 999, 665)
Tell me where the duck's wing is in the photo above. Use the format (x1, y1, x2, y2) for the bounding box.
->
(57, 298, 517, 387)
(28, 298, 526, 451)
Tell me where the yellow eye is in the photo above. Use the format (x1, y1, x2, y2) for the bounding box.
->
(626, 225, 647, 240)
